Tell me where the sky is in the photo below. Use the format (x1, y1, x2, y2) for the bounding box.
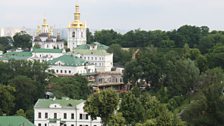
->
(1, 0, 224, 31)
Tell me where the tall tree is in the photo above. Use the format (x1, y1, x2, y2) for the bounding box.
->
(0, 36, 13, 51)
(119, 92, 144, 125)
(84, 89, 119, 126)
(9, 75, 38, 111)
(48, 76, 90, 99)
(108, 112, 126, 126)
(0, 85, 15, 115)
(13, 31, 32, 49)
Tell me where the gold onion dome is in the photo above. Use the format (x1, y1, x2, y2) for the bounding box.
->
(68, 3, 86, 29)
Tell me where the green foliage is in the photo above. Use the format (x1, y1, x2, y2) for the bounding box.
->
(107, 44, 132, 66)
(48, 76, 90, 99)
(86, 28, 94, 44)
(0, 60, 48, 117)
(13, 31, 32, 49)
(16, 109, 26, 117)
(0, 85, 15, 115)
(94, 29, 122, 45)
(84, 89, 119, 125)
(119, 92, 144, 125)
(182, 81, 224, 126)
(9, 75, 38, 111)
(0, 36, 13, 51)
(33, 44, 41, 48)
(207, 44, 224, 68)
(164, 59, 200, 96)
(108, 112, 126, 126)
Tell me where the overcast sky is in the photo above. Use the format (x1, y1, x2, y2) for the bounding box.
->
(1, 0, 224, 31)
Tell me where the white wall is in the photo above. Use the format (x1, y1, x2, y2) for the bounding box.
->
(31, 52, 63, 62)
(34, 101, 101, 126)
(48, 64, 95, 76)
(79, 54, 113, 72)
(67, 28, 87, 51)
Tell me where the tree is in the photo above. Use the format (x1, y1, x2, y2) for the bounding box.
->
(94, 29, 122, 46)
(13, 31, 32, 49)
(164, 59, 200, 96)
(0, 62, 13, 84)
(0, 85, 15, 115)
(119, 92, 144, 125)
(16, 109, 26, 117)
(182, 81, 224, 126)
(207, 44, 224, 68)
(84, 89, 119, 126)
(107, 44, 132, 66)
(48, 76, 90, 99)
(86, 28, 94, 44)
(0, 36, 13, 51)
(198, 33, 224, 54)
(9, 75, 38, 111)
(108, 112, 126, 126)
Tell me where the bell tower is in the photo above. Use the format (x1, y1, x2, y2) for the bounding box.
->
(67, 3, 87, 51)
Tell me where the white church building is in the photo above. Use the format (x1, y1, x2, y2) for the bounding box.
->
(34, 98, 102, 126)
(67, 4, 87, 51)
(32, 18, 64, 49)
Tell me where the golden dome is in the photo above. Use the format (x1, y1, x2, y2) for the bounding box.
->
(68, 3, 86, 29)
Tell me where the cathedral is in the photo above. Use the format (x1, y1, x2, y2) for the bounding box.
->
(32, 18, 64, 49)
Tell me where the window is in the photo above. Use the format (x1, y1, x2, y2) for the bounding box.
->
(45, 113, 48, 119)
(56, 70, 58, 73)
(54, 113, 57, 119)
(71, 113, 74, 119)
(86, 114, 89, 120)
(65, 70, 67, 74)
(69, 70, 71, 74)
(81, 32, 83, 38)
(38, 123, 41, 126)
(79, 114, 82, 119)
(60, 70, 63, 73)
(64, 113, 67, 119)
(38, 112, 41, 118)
(91, 57, 93, 60)
(71, 125, 74, 126)
(45, 124, 47, 126)
(64, 124, 67, 126)
(72, 32, 75, 38)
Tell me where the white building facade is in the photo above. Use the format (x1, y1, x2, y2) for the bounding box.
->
(30, 48, 64, 63)
(34, 99, 102, 126)
(47, 55, 95, 76)
(67, 4, 87, 51)
(73, 43, 113, 72)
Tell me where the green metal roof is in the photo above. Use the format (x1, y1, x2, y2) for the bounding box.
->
(73, 49, 110, 56)
(48, 55, 88, 67)
(76, 42, 109, 50)
(0, 116, 34, 126)
(0, 52, 32, 61)
(32, 48, 63, 53)
(34, 99, 85, 108)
